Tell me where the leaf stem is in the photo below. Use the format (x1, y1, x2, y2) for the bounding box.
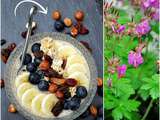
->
(141, 99, 154, 120)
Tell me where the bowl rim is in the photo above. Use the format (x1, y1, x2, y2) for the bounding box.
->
(5, 32, 97, 120)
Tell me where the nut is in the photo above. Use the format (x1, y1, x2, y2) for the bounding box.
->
(90, 105, 97, 117)
(48, 83, 58, 93)
(71, 27, 78, 37)
(50, 78, 66, 85)
(39, 60, 50, 70)
(64, 18, 72, 27)
(8, 104, 17, 113)
(52, 10, 61, 20)
(0, 79, 4, 88)
(74, 10, 84, 21)
(97, 78, 103, 87)
(55, 90, 64, 99)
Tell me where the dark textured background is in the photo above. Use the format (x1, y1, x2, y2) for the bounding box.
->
(1, 0, 103, 119)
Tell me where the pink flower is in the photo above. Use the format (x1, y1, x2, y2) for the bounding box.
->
(128, 51, 144, 68)
(142, 0, 159, 9)
(135, 20, 151, 36)
(112, 25, 125, 34)
(117, 65, 127, 78)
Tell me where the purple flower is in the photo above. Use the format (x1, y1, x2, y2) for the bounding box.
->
(135, 20, 151, 36)
(116, 25, 126, 33)
(128, 51, 144, 68)
(117, 65, 127, 78)
(112, 25, 125, 34)
(142, 0, 159, 9)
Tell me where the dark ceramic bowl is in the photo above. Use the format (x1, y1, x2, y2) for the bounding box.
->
(5, 32, 97, 120)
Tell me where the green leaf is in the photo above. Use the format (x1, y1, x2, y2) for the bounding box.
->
(134, 12, 143, 22)
(112, 107, 123, 120)
(117, 17, 131, 24)
(139, 74, 160, 100)
(150, 21, 160, 34)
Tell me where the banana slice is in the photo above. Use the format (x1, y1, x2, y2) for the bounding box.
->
(15, 72, 29, 87)
(41, 94, 58, 116)
(66, 54, 85, 68)
(68, 72, 89, 89)
(67, 63, 87, 75)
(41, 37, 55, 54)
(21, 88, 39, 109)
(31, 94, 46, 115)
(17, 83, 33, 98)
(58, 46, 76, 59)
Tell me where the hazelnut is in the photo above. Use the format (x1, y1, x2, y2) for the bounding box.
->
(74, 10, 84, 21)
(48, 84, 58, 93)
(0, 79, 4, 88)
(71, 27, 78, 37)
(8, 104, 17, 113)
(39, 60, 50, 70)
(64, 18, 72, 27)
(52, 10, 61, 20)
(97, 78, 103, 87)
(90, 105, 97, 117)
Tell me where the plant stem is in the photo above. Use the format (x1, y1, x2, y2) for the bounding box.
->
(141, 99, 154, 120)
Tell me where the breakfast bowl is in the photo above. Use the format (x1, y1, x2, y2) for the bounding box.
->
(5, 32, 97, 120)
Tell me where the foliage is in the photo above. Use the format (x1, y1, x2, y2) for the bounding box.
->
(104, 2, 159, 119)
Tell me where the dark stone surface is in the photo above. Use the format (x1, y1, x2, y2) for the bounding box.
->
(1, 0, 102, 120)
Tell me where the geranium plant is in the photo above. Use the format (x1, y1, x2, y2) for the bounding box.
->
(104, 0, 159, 120)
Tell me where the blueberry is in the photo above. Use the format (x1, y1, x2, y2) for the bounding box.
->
(29, 73, 41, 84)
(26, 63, 37, 72)
(76, 86, 88, 98)
(63, 100, 70, 110)
(36, 70, 45, 78)
(38, 80, 49, 91)
(20, 53, 32, 65)
(54, 21, 65, 32)
(31, 43, 41, 53)
(69, 96, 81, 110)
(34, 58, 42, 66)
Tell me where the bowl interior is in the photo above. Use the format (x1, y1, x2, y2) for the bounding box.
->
(5, 32, 97, 120)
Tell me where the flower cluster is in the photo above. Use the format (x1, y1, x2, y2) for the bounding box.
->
(135, 20, 151, 36)
(128, 51, 144, 68)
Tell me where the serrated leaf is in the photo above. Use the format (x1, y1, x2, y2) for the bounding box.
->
(112, 107, 123, 120)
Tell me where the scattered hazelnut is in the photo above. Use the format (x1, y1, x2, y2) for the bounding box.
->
(97, 78, 103, 87)
(90, 105, 97, 117)
(71, 27, 78, 37)
(52, 10, 61, 20)
(74, 10, 84, 21)
(0, 79, 4, 88)
(8, 104, 17, 113)
(64, 18, 72, 27)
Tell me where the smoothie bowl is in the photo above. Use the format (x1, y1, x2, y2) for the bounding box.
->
(5, 32, 97, 120)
